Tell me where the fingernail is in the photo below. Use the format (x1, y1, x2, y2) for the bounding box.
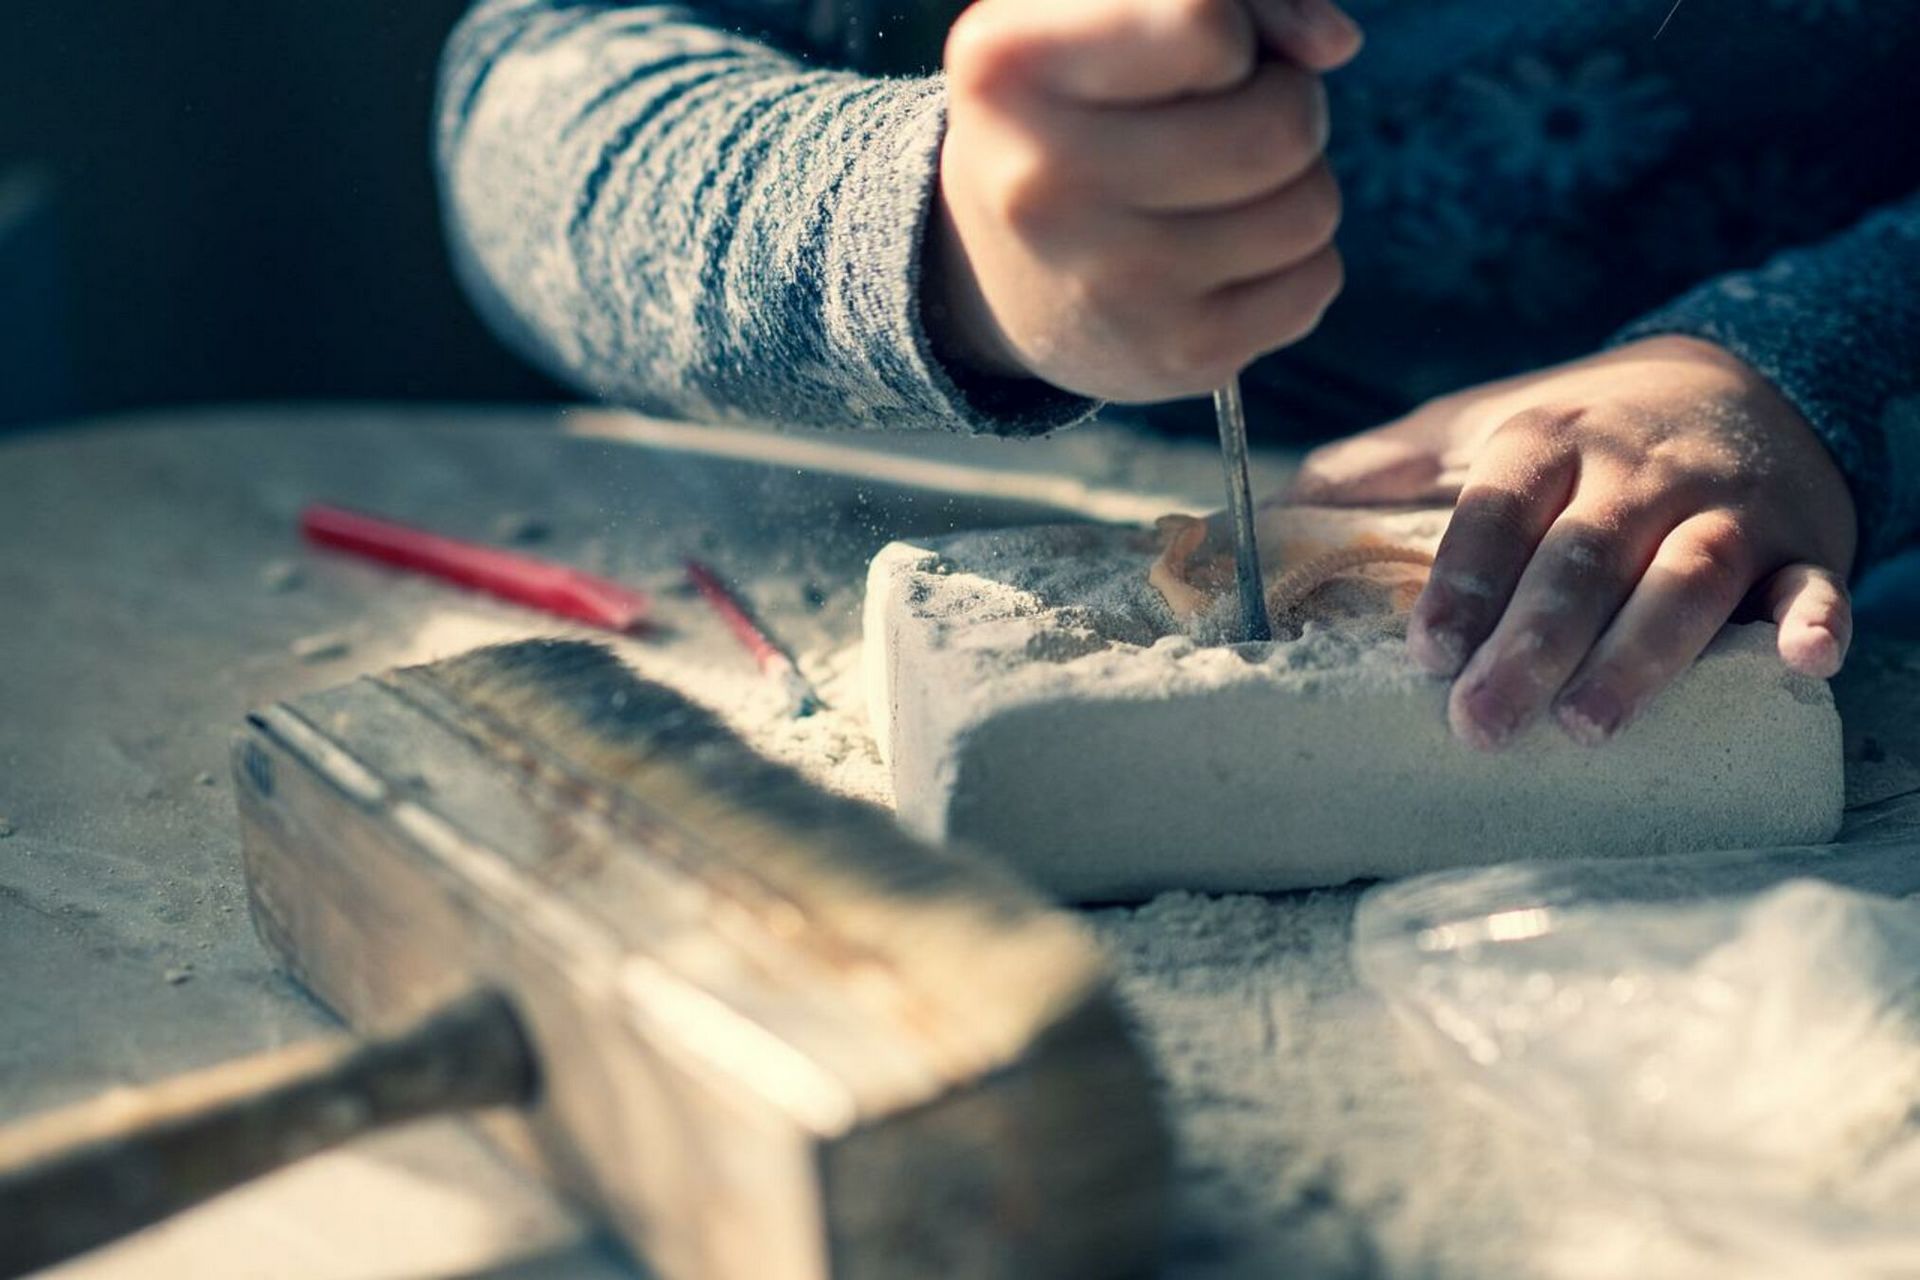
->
(1272, 0, 1362, 59)
(1292, 0, 1361, 45)
(1453, 682, 1520, 752)
(1555, 685, 1624, 747)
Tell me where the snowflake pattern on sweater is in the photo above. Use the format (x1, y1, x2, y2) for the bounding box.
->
(438, 0, 1920, 563)
(1458, 53, 1689, 198)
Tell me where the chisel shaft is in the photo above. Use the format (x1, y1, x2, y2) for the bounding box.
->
(1212, 378, 1271, 643)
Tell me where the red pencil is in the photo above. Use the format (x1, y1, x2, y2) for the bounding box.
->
(684, 558, 823, 717)
(301, 503, 651, 633)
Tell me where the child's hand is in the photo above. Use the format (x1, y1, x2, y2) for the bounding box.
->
(928, 0, 1360, 401)
(1290, 336, 1858, 750)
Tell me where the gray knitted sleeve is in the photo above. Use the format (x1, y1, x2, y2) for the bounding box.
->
(435, 0, 1095, 434)
(1616, 191, 1920, 567)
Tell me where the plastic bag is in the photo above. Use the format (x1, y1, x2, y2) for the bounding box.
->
(1353, 823, 1920, 1277)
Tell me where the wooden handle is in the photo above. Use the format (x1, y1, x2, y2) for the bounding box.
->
(0, 988, 535, 1277)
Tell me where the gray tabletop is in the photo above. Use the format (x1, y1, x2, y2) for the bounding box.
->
(4, 405, 1917, 1280)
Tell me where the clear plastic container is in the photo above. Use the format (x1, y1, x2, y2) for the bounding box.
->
(1353, 806, 1920, 1277)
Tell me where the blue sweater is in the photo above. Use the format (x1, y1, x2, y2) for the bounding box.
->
(437, 0, 1920, 564)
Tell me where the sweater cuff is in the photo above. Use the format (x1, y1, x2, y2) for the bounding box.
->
(831, 77, 1099, 437)
(1610, 204, 1920, 567)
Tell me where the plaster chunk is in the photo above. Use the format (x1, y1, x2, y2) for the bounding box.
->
(864, 509, 1844, 902)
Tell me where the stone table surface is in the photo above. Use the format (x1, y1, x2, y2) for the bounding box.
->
(3, 404, 1917, 1280)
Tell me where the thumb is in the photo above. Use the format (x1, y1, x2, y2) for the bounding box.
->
(1760, 562, 1853, 679)
(1287, 417, 1452, 506)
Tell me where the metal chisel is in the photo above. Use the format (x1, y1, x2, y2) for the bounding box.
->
(1213, 376, 1271, 643)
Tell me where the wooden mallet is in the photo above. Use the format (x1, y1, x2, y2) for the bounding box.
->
(0, 640, 1168, 1278)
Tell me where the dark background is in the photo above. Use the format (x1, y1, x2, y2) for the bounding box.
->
(0, 0, 559, 427)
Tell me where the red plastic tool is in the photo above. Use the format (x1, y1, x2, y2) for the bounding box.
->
(684, 558, 823, 717)
(300, 504, 651, 633)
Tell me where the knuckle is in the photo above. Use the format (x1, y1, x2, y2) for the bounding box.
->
(1161, 0, 1216, 31)
(1498, 403, 1584, 445)
(1254, 252, 1342, 349)
(1802, 588, 1851, 630)
(1208, 113, 1281, 193)
(993, 154, 1066, 235)
(1804, 566, 1849, 604)
(1295, 163, 1344, 246)
(1551, 528, 1618, 579)
(1213, 71, 1312, 190)
(944, 8, 1023, 93)
(1571, 498, 1641, 539)
(1675, 519, 1753, 592)
(1269, 291, 1332, 347)
(1635, 449, 1695, 492)
(1506, 616, 1578, 669)
(1310, 243, 1345, 307)
(1166, 0, 1251, 69)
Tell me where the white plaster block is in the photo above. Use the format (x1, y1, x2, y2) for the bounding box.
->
(864, 514, 1844, 902)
